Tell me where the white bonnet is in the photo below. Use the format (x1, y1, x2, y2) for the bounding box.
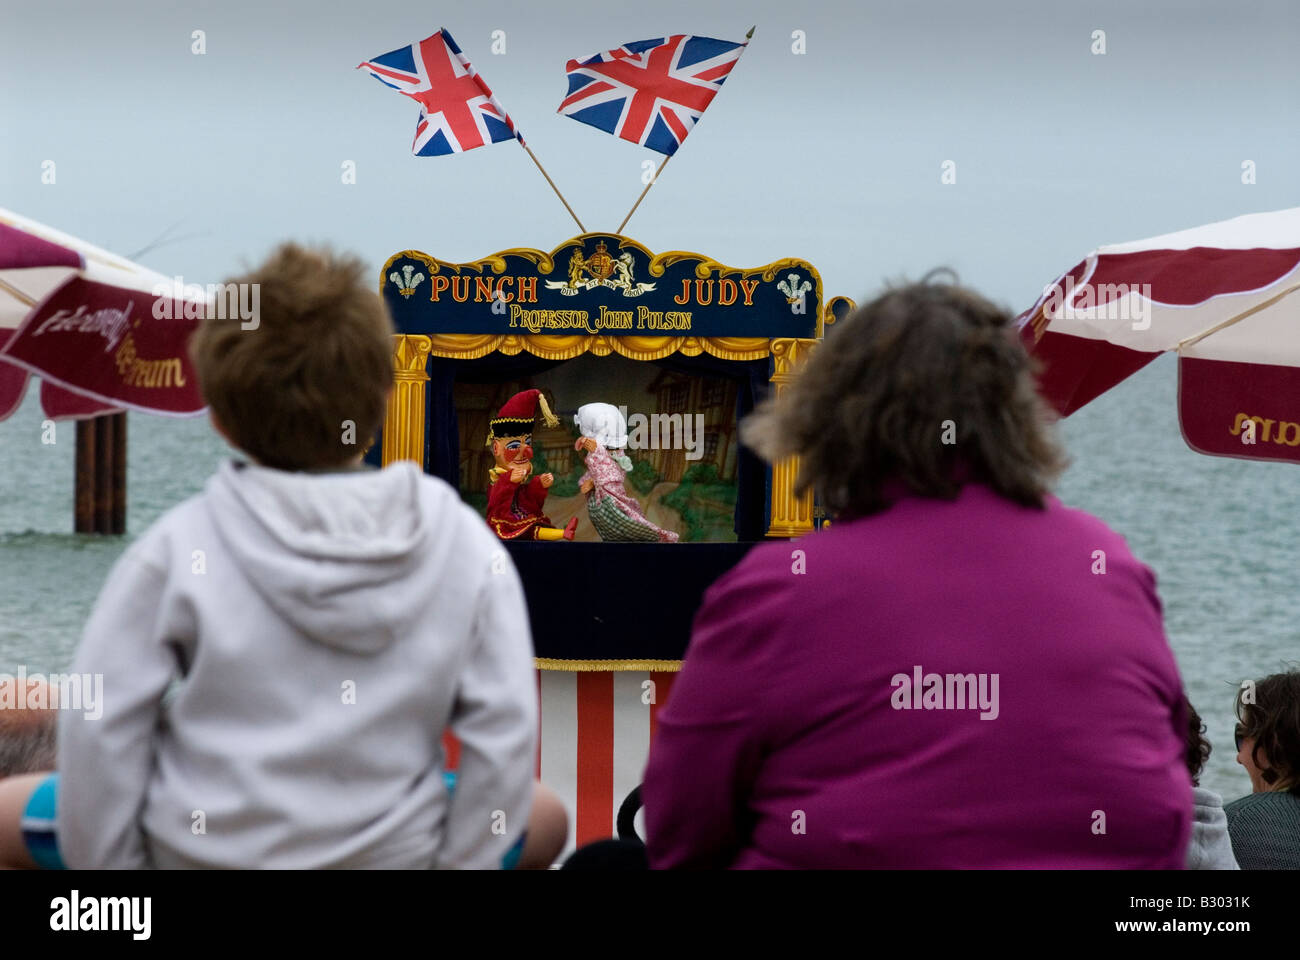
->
(574, 402, 629, 449)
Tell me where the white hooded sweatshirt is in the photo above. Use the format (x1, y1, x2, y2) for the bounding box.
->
(1185, 786, 1240, 870)
(57, 459, 537, 869)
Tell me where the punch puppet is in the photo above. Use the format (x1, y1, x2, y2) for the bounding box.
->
(485, 389, 578, 541)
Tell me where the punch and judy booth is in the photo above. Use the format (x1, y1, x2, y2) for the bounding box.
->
(371, 232, 852, 851)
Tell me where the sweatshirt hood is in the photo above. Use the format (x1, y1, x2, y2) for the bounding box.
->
(205, 459, 442, 654)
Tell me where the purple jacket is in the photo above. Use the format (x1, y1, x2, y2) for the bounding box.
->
(643, 484, 1191, 869)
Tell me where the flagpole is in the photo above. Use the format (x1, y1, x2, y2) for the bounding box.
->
(613, 26, 753, 236)
(519, 141, 586, 233)
(616, 155, 670, 236)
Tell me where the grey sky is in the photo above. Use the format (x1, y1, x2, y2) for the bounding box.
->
(1, 0, 1296, 313)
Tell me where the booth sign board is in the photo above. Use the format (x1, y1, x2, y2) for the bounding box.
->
(381, 234, 827, 341)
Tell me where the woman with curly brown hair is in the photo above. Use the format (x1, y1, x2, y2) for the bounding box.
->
(642, 273, 1192, 868)
(1226, 669, 1300, 868)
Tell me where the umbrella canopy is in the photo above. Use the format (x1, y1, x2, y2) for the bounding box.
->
(0, 208, 205, 423)
(1018, 207, 1300, 463)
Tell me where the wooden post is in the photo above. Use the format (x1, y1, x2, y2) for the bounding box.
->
(381, 335, 433, 467)
(765, 338, 818, 538)
(74, 412, 127, 535)
(110, 412, 127, 533)
(94, 415, 113, 532)
(74, 419, 96, 533)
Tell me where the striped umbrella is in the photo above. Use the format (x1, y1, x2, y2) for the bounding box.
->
(1018, 207, 1300, 463)
(0, 208, 204, 423)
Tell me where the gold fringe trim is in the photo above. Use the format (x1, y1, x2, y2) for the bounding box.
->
(426, 334, 771, 363)
(428, 333, 508, 360)
(534, 657, 682, 673)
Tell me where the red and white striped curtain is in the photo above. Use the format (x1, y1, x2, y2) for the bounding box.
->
(442, 667, 678, 861)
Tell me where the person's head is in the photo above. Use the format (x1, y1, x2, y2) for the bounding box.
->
(741, 272, 1065, 519)
(1235, 669, 1300, 794)
(1184, 698, 1211, 787)
(190, 243, 394, 472)
(0, 679, 57, 777)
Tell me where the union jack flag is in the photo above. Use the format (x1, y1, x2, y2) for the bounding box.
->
(557, 35, 749, 156)
(358, 29, 524, 156)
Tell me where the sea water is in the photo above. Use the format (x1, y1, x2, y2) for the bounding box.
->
(1, 353, 1294, 804)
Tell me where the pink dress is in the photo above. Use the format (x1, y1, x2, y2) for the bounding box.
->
(580, 445, 679, 543)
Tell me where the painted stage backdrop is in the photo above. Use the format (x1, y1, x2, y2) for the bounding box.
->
(457, 353, 740, 542)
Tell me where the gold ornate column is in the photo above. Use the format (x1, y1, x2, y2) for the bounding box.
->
(381, 334, 433, 467)
(765, 338, 818, 538)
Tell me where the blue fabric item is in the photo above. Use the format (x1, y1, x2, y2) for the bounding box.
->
(501, 834, 526, 870)
(21, 773, 66, 870)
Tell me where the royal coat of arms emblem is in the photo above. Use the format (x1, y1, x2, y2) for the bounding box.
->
(549, 239, 656, 298)
(584, 241, 615, 280)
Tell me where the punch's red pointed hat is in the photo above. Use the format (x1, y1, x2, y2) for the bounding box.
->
(487, 388, 559, 445)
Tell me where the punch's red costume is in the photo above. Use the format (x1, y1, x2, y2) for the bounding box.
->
(484, 389, 577, 542)
(486, 468, 555, 541)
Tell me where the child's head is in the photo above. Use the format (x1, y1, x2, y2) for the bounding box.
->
(190, 243, 394, 471)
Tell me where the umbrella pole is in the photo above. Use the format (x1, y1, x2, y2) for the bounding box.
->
(1177, 281, 1300, 351)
